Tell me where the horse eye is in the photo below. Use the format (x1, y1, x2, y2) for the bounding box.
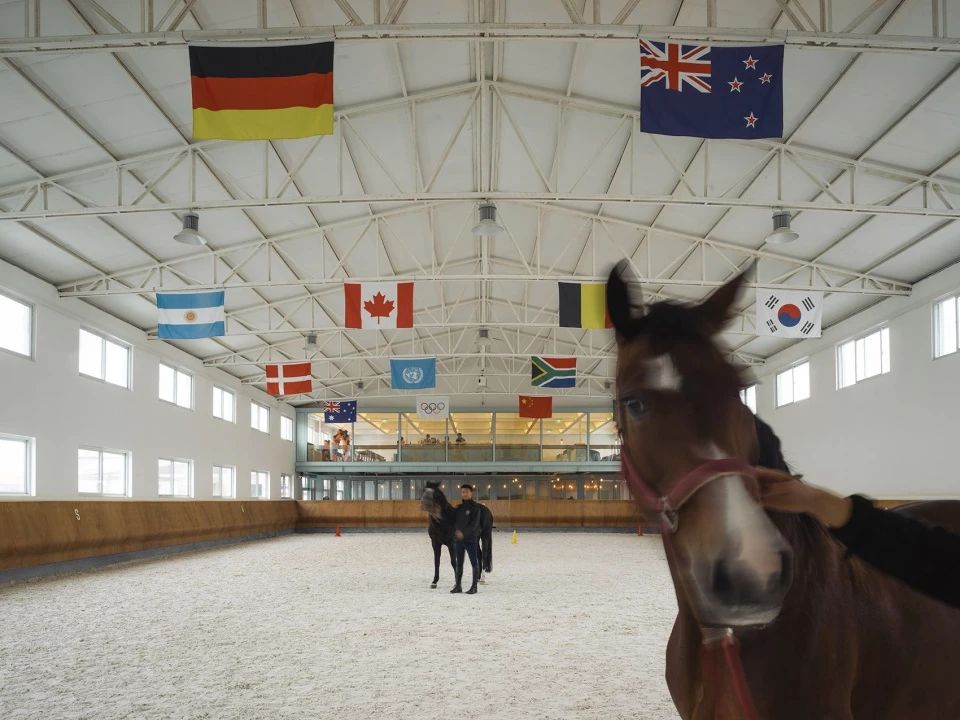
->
(622, 396, 648, 419)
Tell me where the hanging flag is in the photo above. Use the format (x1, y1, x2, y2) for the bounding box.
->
(416, 395, 449, 419)
(755, 290, 823, 338)
(323, 400, 357, 423)
(189, 42, 334, 140)
(639, 40, 784, 139)
(156, 290, 225, 339)
(519, 395, 553, 419)
(344, 282, 414, 329)
(531, 356, 576, 389)
(558, 282, 611, 329)
(265, 362, 312, 396)
(390, 358, 436, 390)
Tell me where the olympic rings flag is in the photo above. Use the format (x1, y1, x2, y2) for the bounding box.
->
(416, 395, 449, 419)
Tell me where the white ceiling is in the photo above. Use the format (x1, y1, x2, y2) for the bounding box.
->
(0, 0, 958, 407)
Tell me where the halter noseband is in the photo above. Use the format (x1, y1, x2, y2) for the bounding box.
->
(621, 454, 756, 533)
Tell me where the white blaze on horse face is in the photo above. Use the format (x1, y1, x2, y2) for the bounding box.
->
(644, 354, 683, 392)
(683, 473, 793, 627)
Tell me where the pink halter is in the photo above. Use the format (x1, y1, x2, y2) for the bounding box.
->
(621, 453, 756, 532)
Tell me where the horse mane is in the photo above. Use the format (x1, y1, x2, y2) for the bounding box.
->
(754, 414, 838, 589)
(427, 482, 454, 514)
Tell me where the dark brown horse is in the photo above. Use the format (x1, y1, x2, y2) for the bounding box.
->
(606, 264, 960, 719)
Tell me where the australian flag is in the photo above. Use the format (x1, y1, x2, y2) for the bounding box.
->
(323, 400, 357, 423)
(639, 40, 784, 139)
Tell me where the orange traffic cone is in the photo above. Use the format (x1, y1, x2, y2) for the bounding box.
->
(335, 525, 342, 537)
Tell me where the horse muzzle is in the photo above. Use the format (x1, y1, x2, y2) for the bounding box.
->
(622, 455, 794, 628)
(680, 475, 794, 628)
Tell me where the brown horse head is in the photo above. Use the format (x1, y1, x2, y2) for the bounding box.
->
(608, 263, 792, 628)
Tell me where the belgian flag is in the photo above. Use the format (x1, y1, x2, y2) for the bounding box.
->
(558, 282, 612, 329)
(190, 42, 334, 141)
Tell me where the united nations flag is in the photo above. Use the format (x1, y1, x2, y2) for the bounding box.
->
(390, 357, 437, 390)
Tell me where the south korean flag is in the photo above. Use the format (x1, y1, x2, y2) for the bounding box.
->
(755, 290, 823, 338)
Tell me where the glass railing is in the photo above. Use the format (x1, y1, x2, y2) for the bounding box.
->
(305, 441, 618, 463)
(300, 411, 620, 464)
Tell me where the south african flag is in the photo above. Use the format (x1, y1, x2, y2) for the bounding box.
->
(531, 356, 576, 389)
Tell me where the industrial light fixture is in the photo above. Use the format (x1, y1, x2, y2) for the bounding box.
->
(471, 202, 504, 237)
(174, 211, 206, 245)
(477, 327, 491, 346)
(765, 209, 799, 244)
(304, 333, 318, 350)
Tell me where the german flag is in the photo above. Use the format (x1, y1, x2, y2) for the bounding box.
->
(190, 42, 334, 141)
(558, 282, 612, 329)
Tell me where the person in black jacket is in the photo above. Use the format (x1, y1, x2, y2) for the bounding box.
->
(451, 484, 483, 595)
(757, 466, 960, 610)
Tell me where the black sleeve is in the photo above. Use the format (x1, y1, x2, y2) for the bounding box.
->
(830, 495, 960, 609)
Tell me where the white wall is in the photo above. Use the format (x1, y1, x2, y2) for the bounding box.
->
(754, 260, 960, 500)
(0, 260, 295, 500)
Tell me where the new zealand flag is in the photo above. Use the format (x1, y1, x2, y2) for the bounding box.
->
(639, 40, 784, 139)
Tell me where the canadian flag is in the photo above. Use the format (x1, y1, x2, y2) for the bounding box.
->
(344, 282, 414, 329)
(265, 362, 313, 396)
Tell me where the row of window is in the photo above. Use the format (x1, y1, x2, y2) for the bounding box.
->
(84, 328, 293, 437)
(1, 434, 292, 498)
(0, 291, 293, 439)
(769, 294, 960, 408)
(770, 325, 890, 408)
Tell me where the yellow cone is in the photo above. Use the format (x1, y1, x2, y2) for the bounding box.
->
(512, 530, 518, 545)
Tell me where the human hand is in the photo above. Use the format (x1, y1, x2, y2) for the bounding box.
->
(755, 467, 853, 529)
(455, 530, 464, 540)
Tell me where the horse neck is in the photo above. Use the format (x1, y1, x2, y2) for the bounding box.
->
(434, 491, 455, 519)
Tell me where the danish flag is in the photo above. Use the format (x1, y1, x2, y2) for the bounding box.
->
(265, 362, 312, 396)
(640, 39, 711, 93)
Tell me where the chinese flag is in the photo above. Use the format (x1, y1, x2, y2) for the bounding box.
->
(518, 395, 552, 419)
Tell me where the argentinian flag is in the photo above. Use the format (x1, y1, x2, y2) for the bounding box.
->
(157, 291, 226, 339)
(390, 357, 436, 390)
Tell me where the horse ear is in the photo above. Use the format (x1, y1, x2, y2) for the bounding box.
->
(607, 262, 644, 340)
(694, 267, 750, 334)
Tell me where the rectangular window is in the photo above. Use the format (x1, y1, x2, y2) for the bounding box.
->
(251, 402, 270, 433)
(213, 465, 235, 498)
(158, 458, 192, 497)
(78, 447, 129, 496)
(739, 385, 757, 414)
(0, 292, 32, 357)
(837, 328, 890, 389)
(775, 362, 810, 408)
(934, 296, 959, 358)
(251, 470, 270, 499)
(212, 386, 235, 422)
(159, 363, 193, 409)
(280, 473, 292, 499)
(280, 416, 294, 441)
(0, 434, 34, 495)
(79, 329, 130, 388)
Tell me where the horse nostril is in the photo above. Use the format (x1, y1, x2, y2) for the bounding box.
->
(778, 550, 793, 590)
(712, 558, 733, 599)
